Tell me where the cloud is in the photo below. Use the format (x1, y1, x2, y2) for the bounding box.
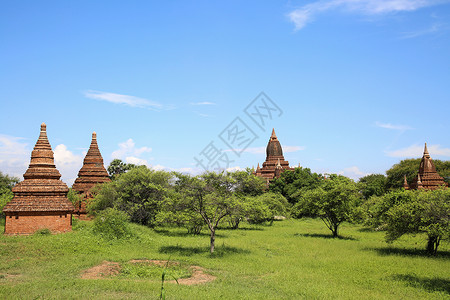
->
(0, 134, 30, 179)
(111, 139, 152, 159)
(190, 102, 216, 106)
(400, 21, 446, 38)
(225, 146, 305, 154)
(54, 144, 83, 186)
(125, 156, 148, 166)
(338, 166, 369, 180)
(386, 144, 450, 157)
(375, 121, 413, 131)
(84, 90, 168, 110)
(287, 0, 449, 30)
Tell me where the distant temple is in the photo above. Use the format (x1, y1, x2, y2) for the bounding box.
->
(72, 132, 110, 216)
(254, 129, 295, 183)
(3, 123, 74, 235)
(404, 143, 448, 190)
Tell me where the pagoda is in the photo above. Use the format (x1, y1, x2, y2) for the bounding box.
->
(72, 132, 110, 215)
(3, 123, 74, 235)
(405, 143, 448, 190)
(254, 129, 295, 183)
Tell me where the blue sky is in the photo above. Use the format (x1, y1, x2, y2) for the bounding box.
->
(1, 0, 449, 185)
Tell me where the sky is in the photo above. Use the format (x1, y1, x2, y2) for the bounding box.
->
(1, 0, 450, 185)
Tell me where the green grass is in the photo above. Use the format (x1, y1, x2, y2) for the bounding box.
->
(0, 217, 449, 299)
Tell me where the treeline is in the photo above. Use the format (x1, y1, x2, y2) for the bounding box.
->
(1, 158, 449, 255)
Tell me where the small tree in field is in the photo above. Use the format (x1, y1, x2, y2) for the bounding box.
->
(175, 172, 237, 253)
(292, 174, 360, 237)
(384, 188, 450, 255)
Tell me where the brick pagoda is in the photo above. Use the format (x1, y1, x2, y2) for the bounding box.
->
(404, 143, 448, 190)
(254, 129, 295, 183)
(72, 132, 110, 215)
(3, 123, 74, 235)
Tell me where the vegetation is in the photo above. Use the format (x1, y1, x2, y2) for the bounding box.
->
(358, 174, 387, 200)
(107, 159, 137, 179)
(0, 171, 19, 216)
(0, 218, 448, 299)
(385, 158, 450, 190)
(292, 174, 360, 237)
(92, 208, 132, 240)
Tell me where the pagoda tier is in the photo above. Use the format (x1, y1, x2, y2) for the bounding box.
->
(3, 123, 74, 235)
(254, 129, 295, 182)
(407, 143, 448, 190)
(72, 132, 110, 214)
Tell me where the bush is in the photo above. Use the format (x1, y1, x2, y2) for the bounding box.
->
(93, 208, 132, 240)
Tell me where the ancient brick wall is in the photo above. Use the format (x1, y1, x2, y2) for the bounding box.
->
(4, 212, 72, 235)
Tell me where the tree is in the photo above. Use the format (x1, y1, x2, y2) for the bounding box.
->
(246, 192, 289, 225)
(175, 172, 238, 253)
(385, 158, 450, 190)
(384, 188, 449, 255)
(292, 174, 360, 237)
(107, 159, 137, 179)
(358, 174, 386, 200)
(0, 171, 19, 216)
(90, 166, 172, 227)
(269, 167, 322, 204)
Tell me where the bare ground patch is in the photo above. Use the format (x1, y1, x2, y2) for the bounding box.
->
(81, 259, 216, 285)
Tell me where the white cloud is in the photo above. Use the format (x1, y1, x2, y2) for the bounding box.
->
(338, 166, 369, 180)
(54, 144, 83, 186)
(400, 22, 445, 38)
(84, 90, 168, 110)
(111, 139, 152, 159)
(375, 121, 413, 131)
(190, 102, 216, 106)
(125, 156, 148, 166)
(0, 134, 30, 179)
(225, 145, 305, 154)
(386, 144, 450, 157)
(288, 0, 449, 30)
(226, 166, 243, 172)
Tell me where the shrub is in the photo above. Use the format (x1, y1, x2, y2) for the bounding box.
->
(93, 208, 132, 240)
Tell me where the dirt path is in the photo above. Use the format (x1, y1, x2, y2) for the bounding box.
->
(80, 259, 216, 285)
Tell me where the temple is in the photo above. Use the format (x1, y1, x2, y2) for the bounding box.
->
(72, 132, 110, 215)
(405, 143, 448, 190)
(254, 129, 295, 183)
(3, 123, 74, 235)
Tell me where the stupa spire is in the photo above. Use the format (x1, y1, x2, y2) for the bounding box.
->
(423, 143, 430, 158)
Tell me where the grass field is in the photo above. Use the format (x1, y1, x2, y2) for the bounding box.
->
(0, 217, 449, 299)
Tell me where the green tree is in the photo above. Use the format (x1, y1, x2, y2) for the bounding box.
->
(90, 166, 172, 227)
(292, 174, 360, 237)
(384, 188, 450, 255)
(269, 167, 322, 204)
(175, 171, 238, 253)
(247, 192, 289, 225)
(385, 158, 450, 190)
(0, 171, 19, 215)
(358, 174, 387, 200)
(107, 159, 137, 179)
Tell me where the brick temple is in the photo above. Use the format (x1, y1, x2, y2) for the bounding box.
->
(3, 123, 74, 235)
(72, 132, 110, 215)
(404, 143, 448, 190)
(254, 129, 295, 183)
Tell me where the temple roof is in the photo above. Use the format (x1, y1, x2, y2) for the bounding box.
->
(72, 132, 110, 194)
(266, 128, 283, 158)
(4, 123, 74, 212)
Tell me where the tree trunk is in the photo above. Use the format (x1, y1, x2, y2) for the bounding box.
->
(210, 228, 215, 254)
(332, 224, 339, 238)
(426, 236, 439, 256)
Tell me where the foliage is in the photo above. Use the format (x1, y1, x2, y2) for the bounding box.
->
(92, 208, 132, 240)
(292, 174, 361, 237)
(230, 168, 266, 197)
(90, 166, 173, 227)
(383, 188, 450, 255)
(269, 167, 322, 204)
(246, 193, 289, 225)
(107, 159, 137, 179)
(358, 174, 386, 200)
(174, 171, 238, 253)
(0, 171, 19, 216)
(385, 158, 450, 190)
(67, 188, 83, 210)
